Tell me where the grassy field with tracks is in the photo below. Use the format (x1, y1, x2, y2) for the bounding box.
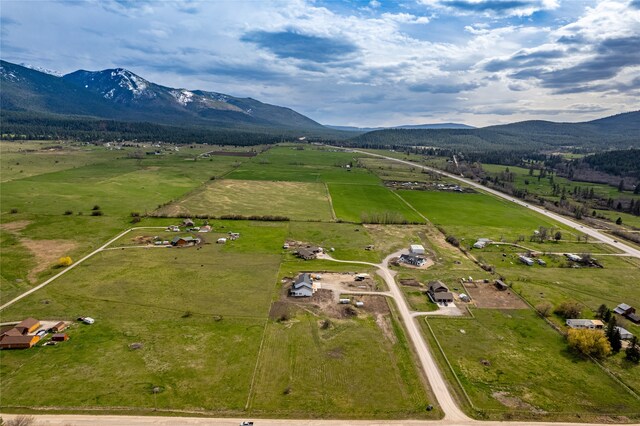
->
(157, 179, 334, 221)
(422, 309, 640, 422)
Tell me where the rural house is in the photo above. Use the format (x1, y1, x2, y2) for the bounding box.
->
(171, 236, 200, 247)
(183, 218, 195, 227)
(290, 273, 316, 297)
(428, 281, 454, 303)
(616, 326, 634, 340)
(613, 303, 634, 315)
(399, 254, 426, 267)
(566, 319, 604, 329)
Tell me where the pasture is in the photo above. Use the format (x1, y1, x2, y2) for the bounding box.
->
(329, 184, 424, 224)
(157, 179, 334, 221)
(250, 311, 437, 419)
(423, 309, 640, 421)
(398, 190, 574, 242)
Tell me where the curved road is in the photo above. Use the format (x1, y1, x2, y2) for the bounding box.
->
(318, 251, 470, 422)
(349, 149, 640, 259)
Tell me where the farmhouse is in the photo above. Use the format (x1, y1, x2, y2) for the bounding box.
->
(15, 318, 40, 334)
(399, 254, 426, 267)
(428, 281, 454, 303)
(295, 246, 322, 260)
(410, 244, 425, 255)
(290, 273, 317, 297)
(171, 236, 200, 247)
(566, 319, 604, 329)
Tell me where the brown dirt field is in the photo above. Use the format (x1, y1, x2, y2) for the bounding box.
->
(0, 220, 31, 232)
(21, 239, 79, 282)
(465, 282, 529, 309)
(399, 278, 422, 287)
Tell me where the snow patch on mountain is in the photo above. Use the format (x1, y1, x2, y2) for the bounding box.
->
(19, 63, 63, 77)
(111, 68, 152, 98)
(0, 64, 22, 82)
(170, 89, 194, 106)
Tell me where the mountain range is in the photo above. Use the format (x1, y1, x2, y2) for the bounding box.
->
(1, 59, 638, 151)
(0, 60, 324, 131)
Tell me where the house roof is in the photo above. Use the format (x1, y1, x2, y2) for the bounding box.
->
(172, 236, 196, 243)
(0, 335, 39, 345)
(410, 244, 425, 251)
(614, 303, 632, 314)
(566, 319, 597, 327)
(1, 328, 23, 337)
(52, 321, 66, 330)
(293, 273, 313, 289)
(433, 291, 453, 300)
(626, 313, 640, 323)
(297, 248, 314, 258)
(16, 317, 39, 330)
(428, 281, 449, 293)
(616, 326, 634, 338)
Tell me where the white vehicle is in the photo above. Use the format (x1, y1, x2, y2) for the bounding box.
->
(79, 317, 95, 325)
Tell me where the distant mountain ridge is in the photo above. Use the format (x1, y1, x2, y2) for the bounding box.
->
(0, 60, 325, 131)
(348, 111, 640, 152)
(326, 122, 474, 132)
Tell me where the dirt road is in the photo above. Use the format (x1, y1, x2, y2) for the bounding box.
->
(318, 251, 470, 422)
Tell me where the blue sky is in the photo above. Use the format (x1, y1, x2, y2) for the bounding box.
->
(1, 0, 639, 126)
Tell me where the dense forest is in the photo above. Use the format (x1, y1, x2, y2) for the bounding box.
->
(0, 111, 310, 146)
(582, 149, 640, 178)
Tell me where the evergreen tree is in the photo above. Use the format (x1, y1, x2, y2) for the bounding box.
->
(616, 217, 623, 225)
(605, 316, 622, 353)
(626, 336, 640, 363)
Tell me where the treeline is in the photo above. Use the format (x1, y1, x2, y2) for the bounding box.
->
(581, 149, 640, 178)
(345, 118, 640, 152)
(0, 111, 286, 146)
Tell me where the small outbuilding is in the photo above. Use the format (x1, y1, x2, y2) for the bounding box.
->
(410, 244, 425, 255)
(217, 237, 227, 244)
(614, 303, 635, 316)
(494, 280, 508, 291)
(49, 321, 67, 333)
(51, 333, 69, 342)
(183, 218, 195, 227)
(172, 236, 199, 247)
(616, 327, 634, 340)
(518, 255, 534, 266)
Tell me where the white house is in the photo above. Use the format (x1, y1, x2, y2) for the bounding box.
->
(566, 319, 604, 329)
(290, 273, 316, 297)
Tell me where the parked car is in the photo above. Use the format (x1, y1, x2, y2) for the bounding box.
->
(78, 316, 95, 324)
(43, 341, 57, 346)
(239, 422, 254, 426)
(36, 329, 47, 337)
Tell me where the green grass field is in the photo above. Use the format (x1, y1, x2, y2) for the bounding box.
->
(398, 190, 573, 242)
(250, 311, 436, 419)
(330, 184, 424, 224)
(423, 309, 640, 421)
(158, 179, 334, 221)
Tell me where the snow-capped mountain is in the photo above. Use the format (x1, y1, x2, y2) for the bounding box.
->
(19, 63, 63, 77)
(0, 60, 324, 131)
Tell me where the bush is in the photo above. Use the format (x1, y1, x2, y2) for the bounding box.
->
(91, 210, 103, 216)
(535, 302, 553, 317)
(554, 301, 582, 319)
(567, 329, 611, 359)
(10, 208, 18, 214)
(92, 205, 100, 211)
(64, 210, 73, 215)
(445, 235, 460, 247)
(57, 256, 73, 267)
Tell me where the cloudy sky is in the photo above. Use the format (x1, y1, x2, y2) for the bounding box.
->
(1, 0, 639, 127)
